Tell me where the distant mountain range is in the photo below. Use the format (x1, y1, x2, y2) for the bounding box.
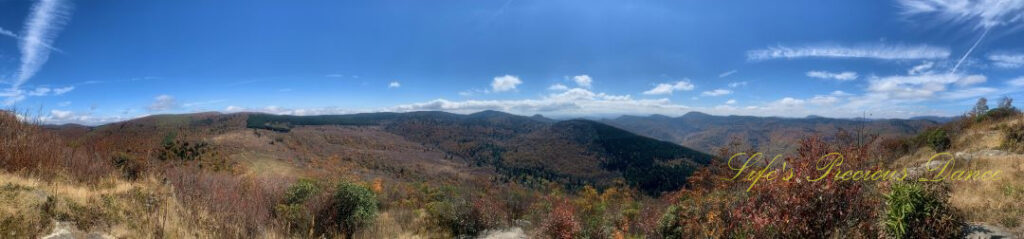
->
(245, 110, 713, 195)
(601, 112, 941, 153)
(46, 110, 939, 195)
(54, 110, 712, 196)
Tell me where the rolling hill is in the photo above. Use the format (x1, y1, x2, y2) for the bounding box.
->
(602, 112, 941, 153)
(55, 110, 714, 196)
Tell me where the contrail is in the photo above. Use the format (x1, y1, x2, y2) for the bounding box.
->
(951, 27, 989, 74)
(0, 26, 63, 53)
(13, 0, 71, 89)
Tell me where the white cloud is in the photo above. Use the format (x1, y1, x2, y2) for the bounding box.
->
(865, 73, 985, 99)
(775, 97, 805, 107)
(725, 99, 737, 105)
(747, 44, 950, 61)
(226, 105, 361, 116)
(147, 94, 178, 111)
(459, 88, 490, 96)
(809, 95, 839, 105)
(572, 75, 592, 88)
(908, 61, 935, 75)
(700, 89, 732, 96)
(1008, 76, 1024, 87)
(943, 87, 998, 99)
(806, 71, 859, 81)
(989, 53, 1024, 68)
(182, 99, 225, 108)
(21, 85, 73, 97)
(13, 0, 72, 89)
(50, 109, 72, 120)
(0, 27, 17, 38)
(0, 89, 25, 106)
(548, 83, 569, 91)
(897, 0, 1024, 29)
(718, 70, 737, 78)
(388, 81, 401, 88)
(225, 105, 246, 112)
(491, 75, 522, 92)
(838, 73, 992, 112)
(393, 88, 687, 117)
(27, 87, 51, 96)
(643, 80, 694, 95)
(831, 90, 852, 96)
(727, 81, 748, 88)
(57, 101, 70, 107)
(954, 74, 987, 86)
(27, 109, 130, 125)
(52, 86, 73, 95)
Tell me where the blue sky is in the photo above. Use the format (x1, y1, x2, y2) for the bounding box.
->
(2, 0, 1024, 124)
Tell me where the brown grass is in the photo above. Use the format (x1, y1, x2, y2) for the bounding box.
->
(948, 154, 1024, 234)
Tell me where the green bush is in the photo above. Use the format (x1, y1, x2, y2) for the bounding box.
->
(882, 182, 963, 239)
(979, 107, 1020, 122)
(329, 182, 378, 238)
(283, 179, 319, 205)
(922, 129, 951, 152)
(275, 179, 320, 235)
(658, 205, 684, 239)
(421, 186, 502, 237)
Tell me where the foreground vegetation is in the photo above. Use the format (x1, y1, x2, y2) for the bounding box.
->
(2, 99, 1022, 238)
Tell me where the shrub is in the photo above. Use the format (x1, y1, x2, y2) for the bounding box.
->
(327, 181, 378, 238)
(275, 179, 320, 235)
(923, 128, 951, 152)
(980, 107, 1020, 122)
(110, 152, 147, 181)
(422, 186, 506, 237)
(541, 198, 580, 239)
(1000, 123, 1024, 153)
(283, 179, 320, 205)
(730, 135, 882, 238)
(882, 182, 963, 239)
(879, 137, 911, 158)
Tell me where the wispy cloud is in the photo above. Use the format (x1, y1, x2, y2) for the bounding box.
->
(747, 44, 950, 61)
(806, 71, 859, 81)
(908, 61, 935, 74)
(700, 89, 732, 96)
(897, 0, 1024, 30)
(182, 99, 225, 108)
(718, 70, 737, 78)
(989, 52, 1024, 68)
(147, 94, 178, 111)
(388, 81, 401, 88)
(727, 81, 748, 88)
(14, 0, 72, 89)
(548, 83, 569, 91)
(0, 27, 17, 38)
(642, 80, 694, 95)
(52, 86, 73, 95)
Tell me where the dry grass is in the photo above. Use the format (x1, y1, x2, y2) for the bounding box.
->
(948, 154, 1024, 234)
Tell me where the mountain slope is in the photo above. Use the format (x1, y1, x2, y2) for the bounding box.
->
(243, 111, 714, 195)
(603, 112, 940, 153)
